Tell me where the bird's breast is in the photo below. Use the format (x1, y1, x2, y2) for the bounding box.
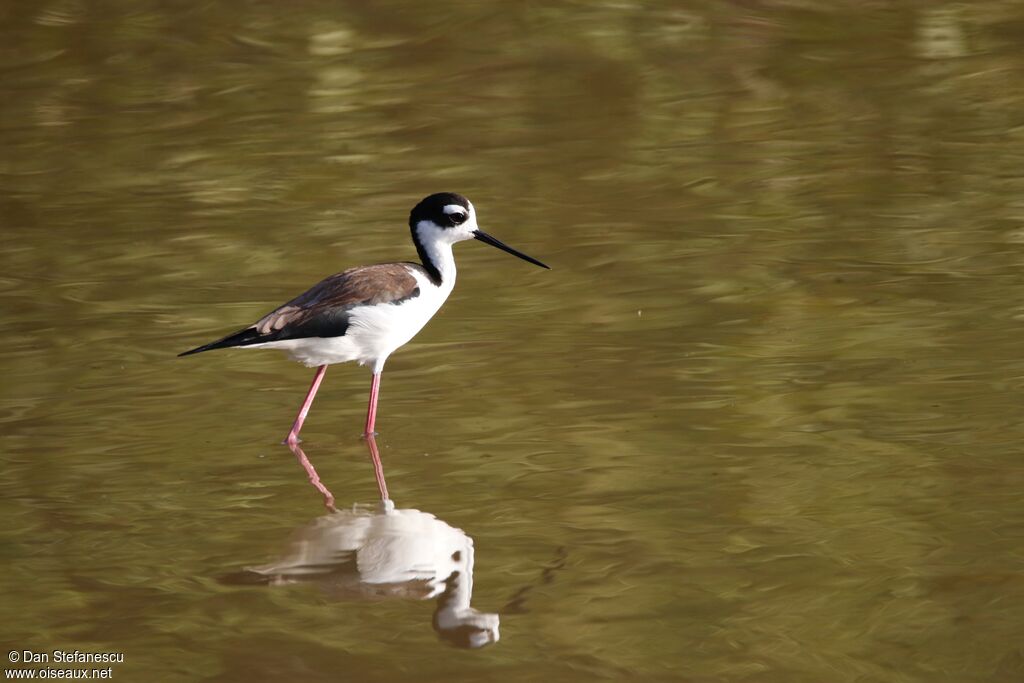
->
(344, 273, 452, 360)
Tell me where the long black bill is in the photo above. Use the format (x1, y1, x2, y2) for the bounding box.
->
(473, 230, 550, 269)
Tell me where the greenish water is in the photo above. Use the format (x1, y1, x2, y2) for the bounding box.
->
(3, 2, 1024, 681)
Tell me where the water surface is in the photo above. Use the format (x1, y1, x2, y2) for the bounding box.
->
(2, 2, 1024, 681)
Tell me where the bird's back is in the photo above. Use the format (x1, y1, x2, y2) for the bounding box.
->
(179, 262, 451, 370)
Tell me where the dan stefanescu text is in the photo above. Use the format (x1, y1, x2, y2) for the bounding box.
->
(18, 651, 123, 664)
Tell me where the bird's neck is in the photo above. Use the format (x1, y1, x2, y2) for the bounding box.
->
(414, 226, 457, 288)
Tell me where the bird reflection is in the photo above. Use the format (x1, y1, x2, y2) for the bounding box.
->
(287, 440, 336, 511)
(224, 436, 499, 649)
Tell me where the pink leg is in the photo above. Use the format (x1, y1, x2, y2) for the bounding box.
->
(287, 441, 336, 511)
(284, 365, 327, 446)
(364, 434, 390, 502)
(363, 372, 382, 437)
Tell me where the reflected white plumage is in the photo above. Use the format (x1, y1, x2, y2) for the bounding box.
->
(237, 503, 499, 648)
(180, 192, 549, 442)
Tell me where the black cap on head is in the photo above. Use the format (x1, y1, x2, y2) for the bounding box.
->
(409, 192, 471, 229)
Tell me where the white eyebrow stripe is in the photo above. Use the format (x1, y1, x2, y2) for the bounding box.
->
(443, 204, 467, 215)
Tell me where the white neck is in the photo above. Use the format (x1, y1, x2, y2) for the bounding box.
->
(415, 223, 458, 288)
(426, 240, 457, 284)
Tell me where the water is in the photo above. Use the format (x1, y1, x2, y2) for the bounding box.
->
(3, 2, 1024, 681)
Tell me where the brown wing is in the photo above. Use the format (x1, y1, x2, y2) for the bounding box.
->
(179, 264, 420, 356)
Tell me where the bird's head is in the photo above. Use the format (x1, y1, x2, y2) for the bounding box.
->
(409, 192, 549, 269)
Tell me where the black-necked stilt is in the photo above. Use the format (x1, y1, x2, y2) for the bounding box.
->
(179, 192, 549, 443)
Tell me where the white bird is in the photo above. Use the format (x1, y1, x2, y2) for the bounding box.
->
(180, 192, 549, 443)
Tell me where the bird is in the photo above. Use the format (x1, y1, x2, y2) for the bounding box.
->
(179, 192, 549, 444)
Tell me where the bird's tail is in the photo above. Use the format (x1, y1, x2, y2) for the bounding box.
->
(178, 327, 267, 357)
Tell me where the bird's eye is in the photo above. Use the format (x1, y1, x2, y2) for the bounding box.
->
(450, 212, 468, 225)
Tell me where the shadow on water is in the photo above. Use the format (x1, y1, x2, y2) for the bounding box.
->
(221, 437, 502, 649)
